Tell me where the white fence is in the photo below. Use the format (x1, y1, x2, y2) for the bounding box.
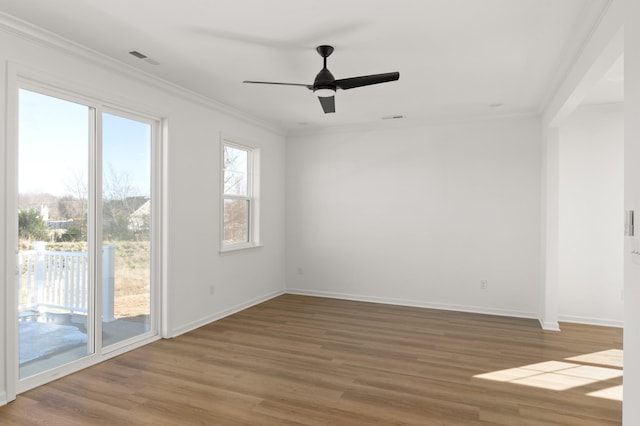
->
(18, 242, 116, 322)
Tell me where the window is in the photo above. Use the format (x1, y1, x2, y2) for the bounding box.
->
(222, 140, 259, 250)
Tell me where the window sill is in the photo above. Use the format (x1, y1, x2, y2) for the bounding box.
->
(219, 244, 263, 255)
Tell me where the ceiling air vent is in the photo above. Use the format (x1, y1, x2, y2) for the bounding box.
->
(381, 115, 404, 120)
(128, 50, 147, 59)
(128, 50, 160, 65)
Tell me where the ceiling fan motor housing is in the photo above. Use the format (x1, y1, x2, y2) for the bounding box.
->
(313, 67, 336, 92)
(313, 45, 337, 93)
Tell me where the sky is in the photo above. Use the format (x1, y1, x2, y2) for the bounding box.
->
(18, 89, 151, 197)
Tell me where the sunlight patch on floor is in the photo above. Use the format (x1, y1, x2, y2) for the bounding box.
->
(474, 351, 623, 397)
(587, 385, 623, 401)
(566, 349, 623, 368)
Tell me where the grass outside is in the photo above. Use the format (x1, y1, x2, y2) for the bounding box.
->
(107, 240, 150, 318)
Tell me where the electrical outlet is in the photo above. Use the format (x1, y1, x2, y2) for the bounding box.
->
(209, 285, 215, 295)
(297, 267, 303, 275)
(480, 280, 488, 290)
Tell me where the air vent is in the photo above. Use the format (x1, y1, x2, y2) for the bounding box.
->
(128, 50, 147, 59)
(128, 50, 160, 65)
(381, 115, 404, 120)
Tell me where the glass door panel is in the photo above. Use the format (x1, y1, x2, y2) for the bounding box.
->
(18, 89, 93, 379)
(101, 112, 152, 347)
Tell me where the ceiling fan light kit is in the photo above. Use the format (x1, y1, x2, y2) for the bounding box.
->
(243, 45, 399, 114)
(314, 88, 335, 98)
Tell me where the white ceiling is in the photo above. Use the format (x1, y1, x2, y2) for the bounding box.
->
(0, 0, 620, 131)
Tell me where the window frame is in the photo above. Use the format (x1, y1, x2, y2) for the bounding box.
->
(9, 76, 163, 396)
(220, 137, 260, 253)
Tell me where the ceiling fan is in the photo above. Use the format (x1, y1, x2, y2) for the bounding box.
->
(243, 45, 400, 114)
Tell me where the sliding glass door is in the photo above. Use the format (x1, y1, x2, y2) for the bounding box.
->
(101, 112, 153, 348)
(17, 87, 158, 385)
(17, 89, 93, 379)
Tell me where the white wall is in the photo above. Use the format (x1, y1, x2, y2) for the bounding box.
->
(286, 117, 541, 318)
(166, 105, 286, 336)
(558, 103, 624, 326)
(0, 16, 286, 402)
(624, 1, 640, 423)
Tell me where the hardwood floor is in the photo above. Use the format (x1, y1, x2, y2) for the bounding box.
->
(0, 294, 623, 425)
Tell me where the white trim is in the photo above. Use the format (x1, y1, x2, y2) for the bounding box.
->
(558, 315, 623, 329)
(541, 0, 623, 127)
(0, 55, 6, 405)
(286, 288, 540, 322)
(160, 118, 170, 339)
(4, 61, 19, 404)
(89, 100, 100, 361)
(287, 110, 539, 138)
(0, 12, 284, 137)
(168, 289, 285, 338)
(18, 334, 161, 394)
(151, 115, 164, 341)
(285, 290, 619, 330)
(537, 1, 615, 117)
(99, 106, 163, 343)
(539, 319, 561, 331)
(8, 72, 165, 394)
(219, 244, 263, 255)
(12, 61, 163, 121)
(220, 137, 261, 251)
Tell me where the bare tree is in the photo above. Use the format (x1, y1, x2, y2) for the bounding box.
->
(223, 146, 247, 195)
(223, 146, 249, 244)
(58, 195, 82, 220)
(103, 164, 148, 241)
(64, 170, 88, 240)
(104, 164, 136, 210)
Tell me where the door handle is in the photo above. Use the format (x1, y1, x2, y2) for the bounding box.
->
(625, 210, 635, 237)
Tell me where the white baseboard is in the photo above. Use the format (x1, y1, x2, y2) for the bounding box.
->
(539, 318, 561, 331)
(286, 288, 539, 322)
(558, 314, 624, 328)
(166, 288, 623, 339)
(169, 288, 286, 337)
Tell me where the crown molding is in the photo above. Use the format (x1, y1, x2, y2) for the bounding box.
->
(286, 109, 539, 138)
(0, 11, 285, 137)
(537, 0, 614, 115)
(538, 0, 623, 125)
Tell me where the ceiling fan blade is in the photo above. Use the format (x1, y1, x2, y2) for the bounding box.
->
(243, 80, 312, 89)
(335, 72, 400, 90)
(318, 96, 335, 114)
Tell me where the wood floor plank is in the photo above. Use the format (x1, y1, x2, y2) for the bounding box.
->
(0, 294, 623, 425)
